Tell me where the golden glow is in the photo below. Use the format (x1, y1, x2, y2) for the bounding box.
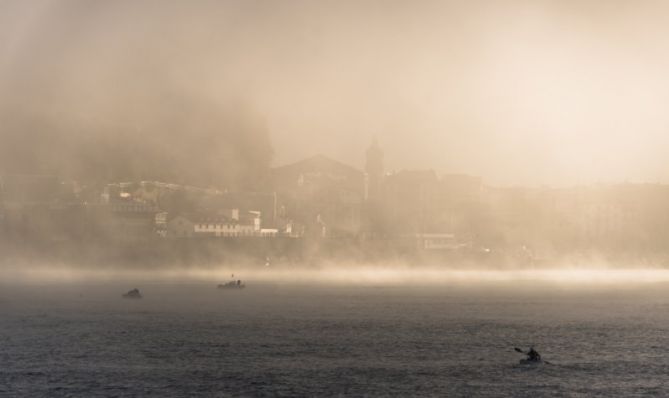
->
(2, 1, 669, 185)
(5, 265, 669, 287)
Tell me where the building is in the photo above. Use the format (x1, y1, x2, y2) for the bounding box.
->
(166, 215, 195, 238)
(271, 154, 365, 237)
(382, 170, 440, 234)
(166, 210, 262, 238)
(200, 191, 277, 228)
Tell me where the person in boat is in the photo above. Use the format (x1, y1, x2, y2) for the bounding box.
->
(527, 347, 541, 362)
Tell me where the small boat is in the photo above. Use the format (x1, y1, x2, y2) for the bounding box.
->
(122, 288, 142, 299)
(217, 280, 245, 289)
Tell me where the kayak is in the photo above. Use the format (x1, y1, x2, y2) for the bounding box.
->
(519, 359, 542, 365)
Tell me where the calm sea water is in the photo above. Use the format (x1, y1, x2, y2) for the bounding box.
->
(2, 281, 669, 397)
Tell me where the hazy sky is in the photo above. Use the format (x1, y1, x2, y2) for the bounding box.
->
(2, 0, 669, 186)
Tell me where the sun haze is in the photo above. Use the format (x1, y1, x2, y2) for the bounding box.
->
(2, 0, 669, 185)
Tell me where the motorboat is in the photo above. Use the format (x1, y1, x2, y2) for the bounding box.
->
(122, 288, 142, 299)
(217, 280, 245, 289)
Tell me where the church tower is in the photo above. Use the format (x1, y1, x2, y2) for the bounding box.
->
(365, 137, 384, 201)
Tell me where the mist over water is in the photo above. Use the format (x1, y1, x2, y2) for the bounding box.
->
(5, 263, 669, 288)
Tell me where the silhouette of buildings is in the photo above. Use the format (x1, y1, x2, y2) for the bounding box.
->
(5, 143, 669, 264)
(271, 154, 364, 237)
(166, 210, 263, 238)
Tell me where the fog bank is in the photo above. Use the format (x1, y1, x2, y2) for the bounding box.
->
(4, 263, 669, 288)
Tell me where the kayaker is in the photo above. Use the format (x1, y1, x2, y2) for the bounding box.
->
(527, 347, 541, 362)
